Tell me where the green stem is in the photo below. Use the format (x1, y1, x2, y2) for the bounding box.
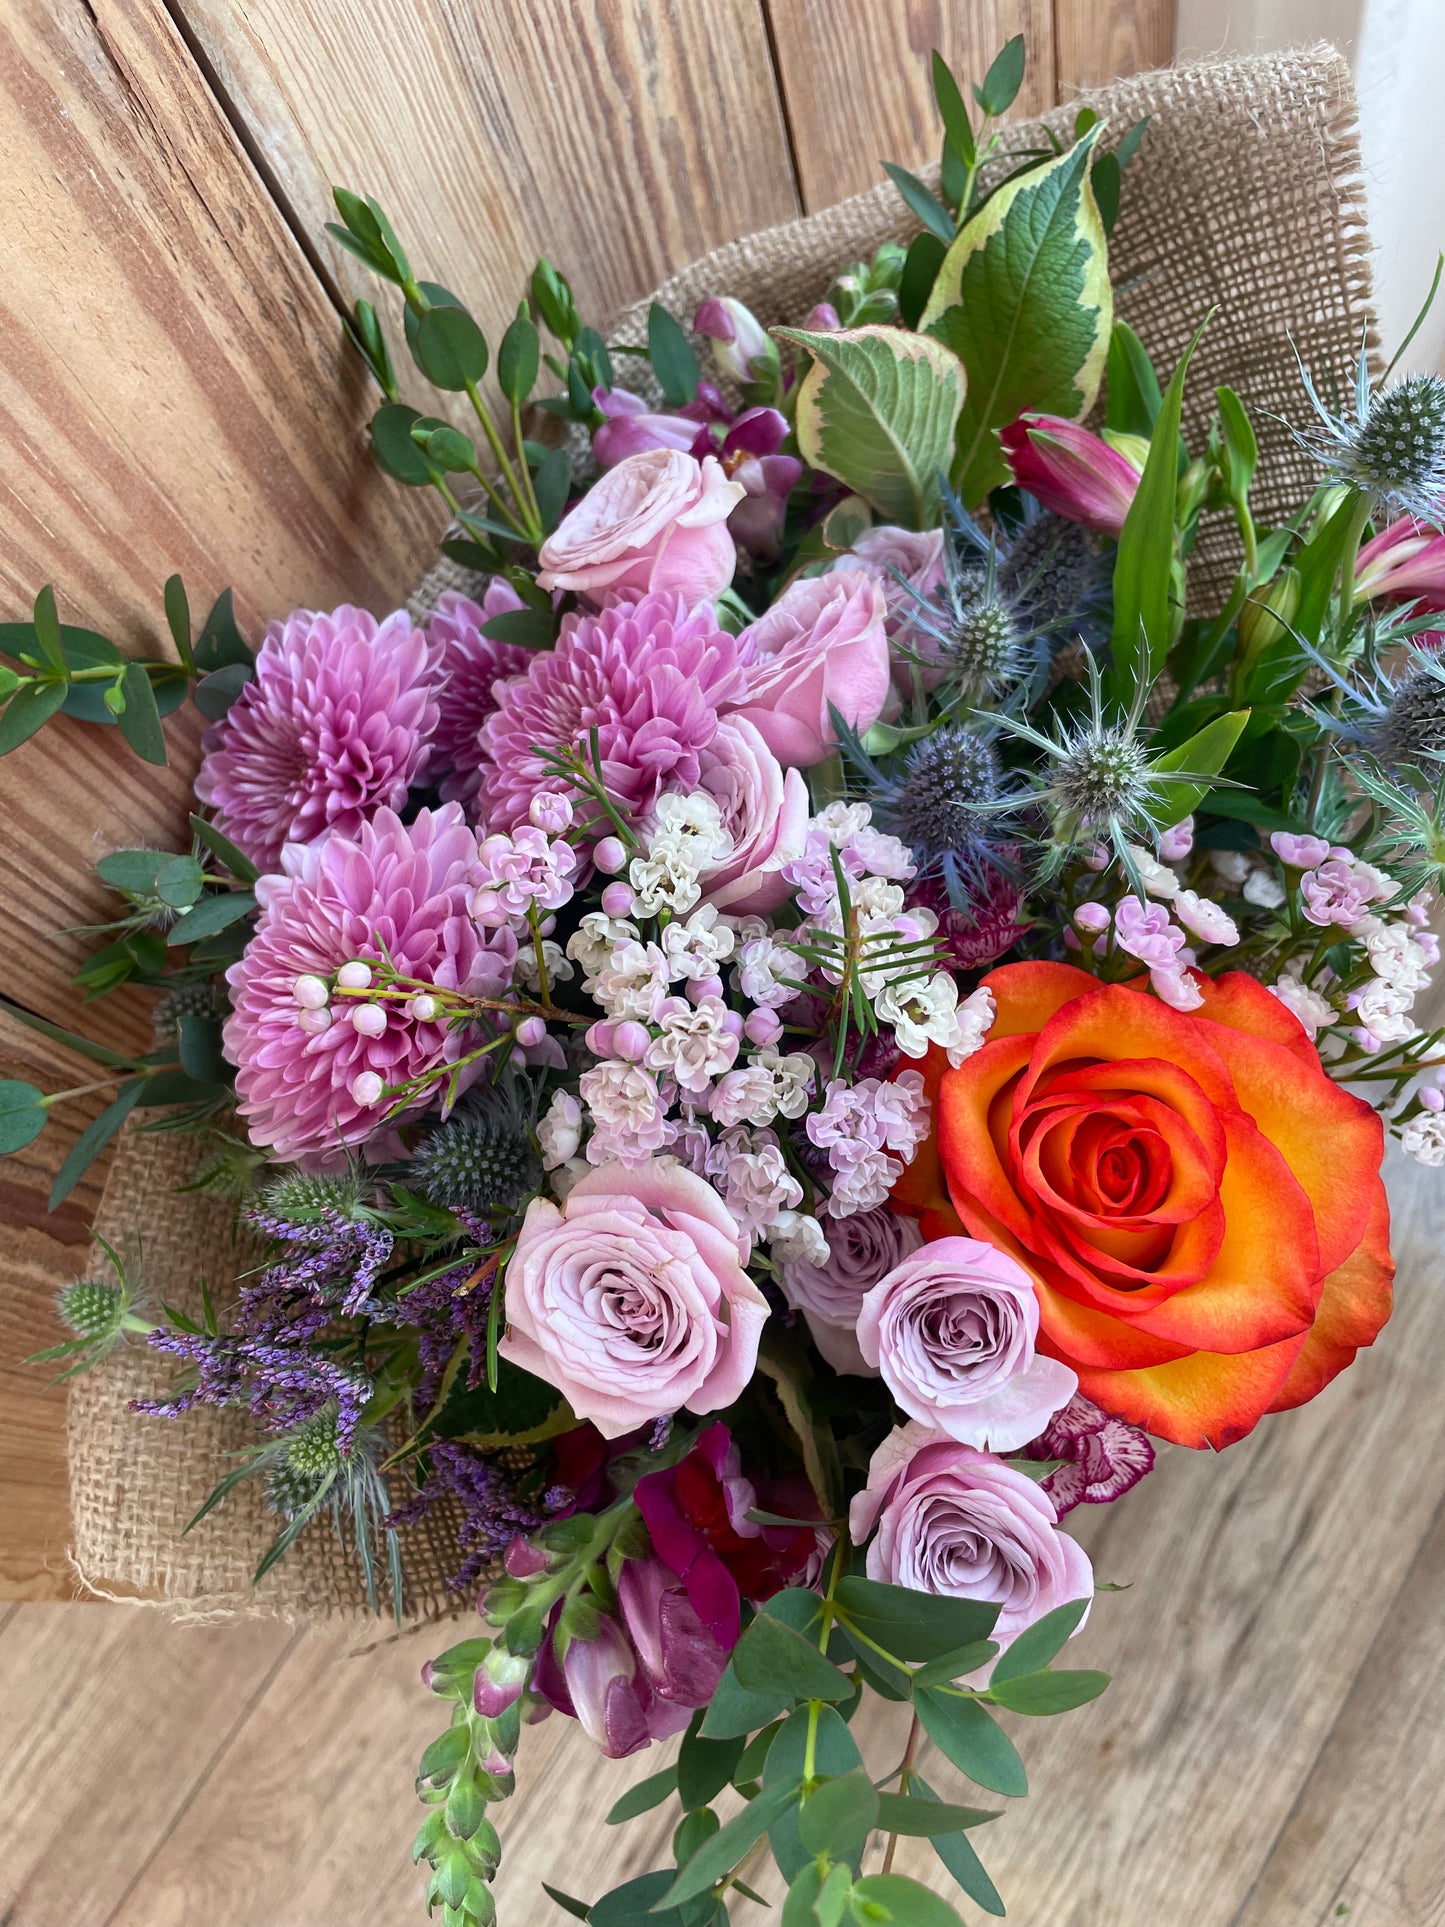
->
(879, 1713, 921, 1876)
(511, 396, 544, 528)
(1337, 489, 1375, 621)
(465, 379, 541, 544)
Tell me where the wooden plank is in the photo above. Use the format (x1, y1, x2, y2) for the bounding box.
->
(0, 1605, 296, 1924)
(0, 0, 444, 1049)
(1054, 0, 1175, 95)
(1232, 1499, 1445, 1925)
(0, 1007, 119, 1602)
(762, 0, 1056, 211)
(170, 0, 801, 366)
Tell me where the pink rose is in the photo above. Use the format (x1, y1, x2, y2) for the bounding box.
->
(727, 569, 890, 767)
(536, 448, 744, 600)
(835, 526, 948, 688)
(694, 717, 810, 914)
(857, 1236, 1077, 1450)
(499, 1158, 769, 1437)
(849, 1422, 1093, 1663)
(780, 1205, 923, 1375)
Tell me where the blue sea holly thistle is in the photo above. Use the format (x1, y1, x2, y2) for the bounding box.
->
(1294, 345, 1445, 522)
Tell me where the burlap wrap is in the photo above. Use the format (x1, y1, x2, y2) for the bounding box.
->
(68, 46, 1378, 1619)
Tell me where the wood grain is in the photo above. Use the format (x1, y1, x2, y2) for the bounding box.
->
(171, 0, 801, 386)
(0, 0, 443, 1047)
(762, 0, 1056, 211)
(1054, 0, 1175, 94)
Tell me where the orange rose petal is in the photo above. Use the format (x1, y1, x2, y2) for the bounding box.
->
(980, 960, 1100, 1039)
(1268, 1179, 1394, 1413)
(937, 1035, 1037, 1246)
(1201, 1023, 1385, 1275)
(1033, 1272, 1196, 1369)
(1019, 983, 1237, 1111)
(1120, 1108, 1320, 1352)
(1019, 1089, 1219, 1229)
(1190, 968, 1318, 1066)
(1072, 1334, 1308, 1449)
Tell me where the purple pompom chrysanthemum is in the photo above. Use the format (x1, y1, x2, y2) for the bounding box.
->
(224, 803, 516, 1162)
(196, 604, 443, 872)
(425, 584, 534, 815)
(477, 592, 744, 835)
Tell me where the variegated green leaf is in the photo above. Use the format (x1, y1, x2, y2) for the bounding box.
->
(920, 128, 1112, 504)
(774, 324, 966, 529)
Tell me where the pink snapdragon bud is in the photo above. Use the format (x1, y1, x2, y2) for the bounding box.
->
(1421, 1086, 1445, 1113)
(1158, 816, 1195, 862)
(694, 296, 773, 387)
(600, 881, 634, 917)
(594, 836, 627, 875)
(504, 1536, 549, 1579)
(530, 791, 575, 833)
(743, 1007, 782, 1046)
(474, 1646, 532, 1718)
(1270, 830, 1332, 869)
(1000, 414, 1144, 537)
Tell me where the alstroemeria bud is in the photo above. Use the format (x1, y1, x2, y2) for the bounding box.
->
(473, 1645, 531, 1718)
(1000, 413, 1144, 537)
(1239, 566, 1300, 656)
(694, 297, 781, 405)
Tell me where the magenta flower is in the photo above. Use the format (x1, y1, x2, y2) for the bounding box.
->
(1000, 414, 1143, 537)
(535, 1605, 690, 1758)
(195, 605, 442, 873)
(224, 803, 514, 1162)
(718, 409, 803, 560)
(1355, 514, 1445, 606)
(425, 585, 533, 814)
(1020, 1393, 1155, 1515)
(478, 592, 743, 835)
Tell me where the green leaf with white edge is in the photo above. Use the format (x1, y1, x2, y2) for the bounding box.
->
(987, 1669, 1111, 1715)
(1108, 317, 1208, 700)
(975, 33, 1026, 115)
(0, 1080, 48, 1153)
(798, 1768, 878, 1862)
(116, 660, 168, 765)
(658, 1778, 801, 1908)
(605, 1764, 678, 1825)
(911, 1777, 1006, 1918)
(732, 1610, 852, 1703)
(921, 129, 1111, 504)
(647, 303, 699, 407)
(914, 1689, 1027, 1797)
(847, 1873, 964, 1927)
(0, 681, 68, 754)
(1105, 320, 1163, 438)
(165, 890, 257, 946)
(775, 324, 966, 529)
(881, 164, 955, 245)
(872, 1794, 999, 1837)
(988, 1596, 1089, 1684)
(48, 1079, 142, 1208)
(835, 1576, 999, 1662)
(1145, 708, 1250, 830)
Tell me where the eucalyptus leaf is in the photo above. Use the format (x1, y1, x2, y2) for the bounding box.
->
(676, 1726, 745, 1813)
(413, 304, 488, 390)
(0, 681, 68, 754)
(0, 1079, 48, 1153)
(987, 1669, 1110, 1715)
(647, 303, 699, 407)
(872, 1793, 999, 1837)
(114, 662, 167, 765)
(835, 1577, 999, 1662)
(847, 1873, 964, 1927)
(776, 325, 966, 529)
(988, 1597, 1089, 1683)
(499, 314, 541, 405)
(766, 1704, 863, 1884)
(922, 129, 1111, 503)
(881, 164, 955, 245)
(975, 34, 1026, 115)
(798, 1768, 878, 1861)
(371, 402, 437, 486)
(697, 1656, 789, 1740)
(165, 890, 257, 946)
(914, 1689, 1027, 1797)
(192, 663, 254, 721)
(660, 1778, 801, 1908)
(732, 1611, 852, 1703)
(605, 1765, 678, 1825)
(912, 1775, 1006, 1917)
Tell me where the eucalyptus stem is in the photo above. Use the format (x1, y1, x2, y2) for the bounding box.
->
(879, 1713, 922, 1876)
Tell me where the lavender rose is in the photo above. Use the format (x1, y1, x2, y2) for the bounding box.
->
(857, 1236, 1077, 1451)
(834, 525, 947, 686)
(727, 569, 890, 767)
(535, 448, 743, 600)
(780, 1205, 923, 1375)
(849, 1421, 1093, 1662)
(695, 716, 810, 914)
(499, 1158, 768, 1436)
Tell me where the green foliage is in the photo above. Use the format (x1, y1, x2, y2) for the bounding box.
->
(776, 325, 966, 529)
(922, 130, 1112, 503)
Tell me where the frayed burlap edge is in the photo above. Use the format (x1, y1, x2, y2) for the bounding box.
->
(66, 45, 1378, 1620)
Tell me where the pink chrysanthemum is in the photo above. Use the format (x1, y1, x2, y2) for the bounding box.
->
(224, 804, 516, 1162)
(426, 584, 534, 814)
(478, 593, 743, 834)
(196, 605, 443, 872)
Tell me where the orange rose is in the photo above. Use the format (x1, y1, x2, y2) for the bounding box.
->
(894, 962, 1393, 1449)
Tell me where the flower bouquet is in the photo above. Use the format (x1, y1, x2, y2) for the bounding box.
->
(6, 32, 1443, 1927)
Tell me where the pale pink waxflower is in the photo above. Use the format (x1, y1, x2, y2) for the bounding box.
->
(425, 584, 533, 814)
(1299, 855, 1392, 931)
(469, 828, 577, 926)
(1150, 964, 1205, 1011)
(1270, 830, 1332, 870)
(478, 593, 743, 835)
(1158, 815, 1195, 862)
(223, 804, 514, 1161)
(999, 414, 1143, 537)
(1172, 889, 1239, 947)
(1113, 895, 1185, 970)
(196, 605, 442, 872)
(578, 1060, 672, 1167)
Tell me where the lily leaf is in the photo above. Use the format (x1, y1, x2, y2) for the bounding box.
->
(1147, 708, 1250, 829)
